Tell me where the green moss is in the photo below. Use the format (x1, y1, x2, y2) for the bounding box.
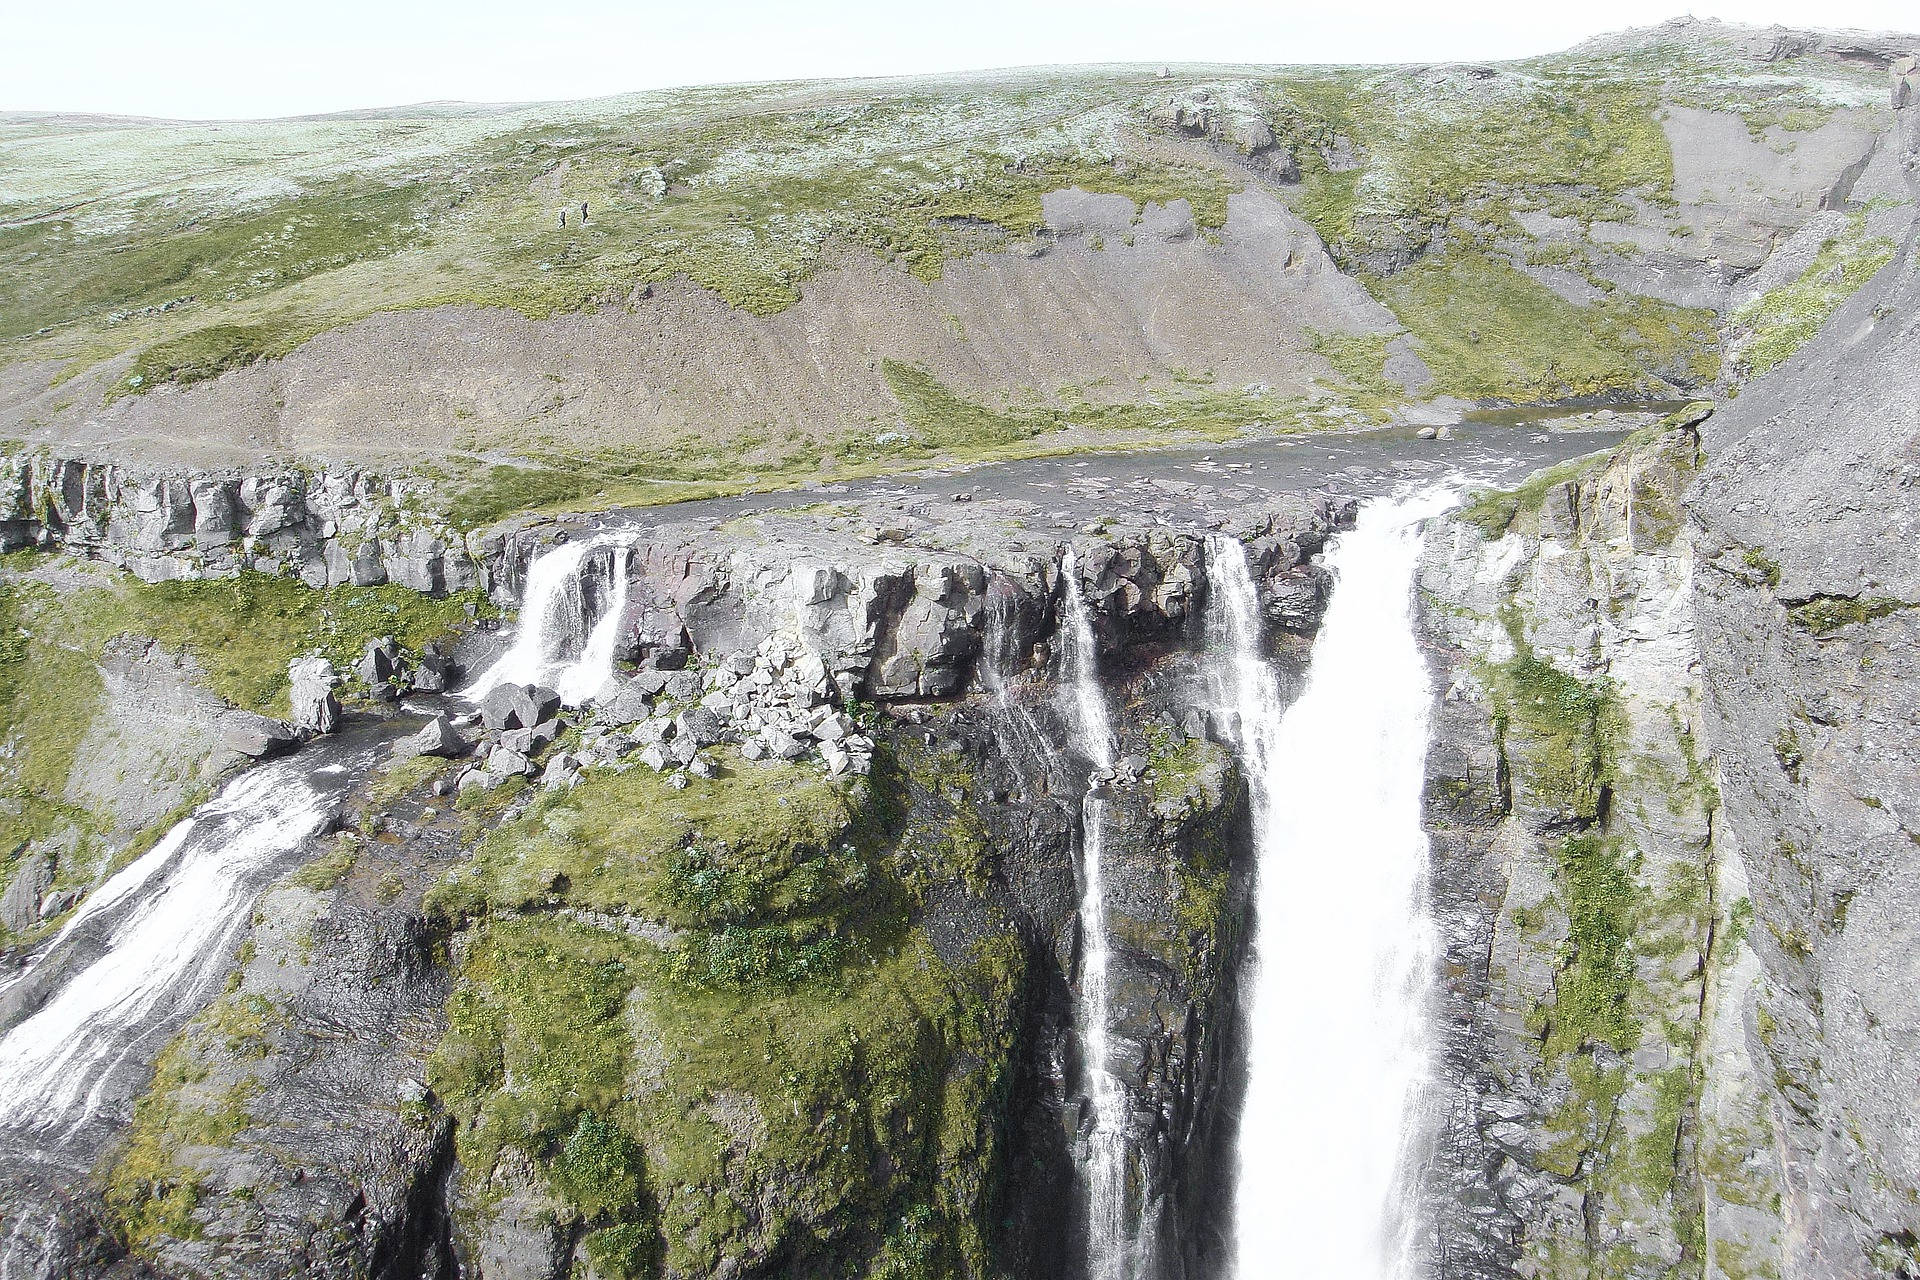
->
(1458, 451, 1602, 538)
(1786, 594, 1915, 636)
(1544, 833, 1641, 1059)
(1143, 727, 1225, 808)
(1484, 606, 1620, 824)
(366, 753, 452, 811)
(292, 832, 359, 891)
(1626, 1066, 1694, 1199)
(1735, 217, 1898, 376)
(429, 739, 1025, 1277)
(430, 753, 883, 933)
(1538, 1052, 1629, 1178)
(1771, 727, 1805, 784)
(1742, 548, 1782, 589)
(1377, 250, 1716, 402)
(106, 995, 269, 1250)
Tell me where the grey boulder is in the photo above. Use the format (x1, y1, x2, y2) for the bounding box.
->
(221, 711, 300, 759)
(479, 683, 562, 732)
(412, 715, 471, 759)
(288, 656, 341, 736)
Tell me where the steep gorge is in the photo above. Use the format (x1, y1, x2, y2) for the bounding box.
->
(2, 19, 1920, 1280)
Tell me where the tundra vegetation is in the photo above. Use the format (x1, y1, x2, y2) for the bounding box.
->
(2, 33, 1898, 524)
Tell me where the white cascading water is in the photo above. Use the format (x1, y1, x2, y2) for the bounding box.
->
(557, 542, 631, 705)
(1059, 549, 1145, 1280)
(1211, 488, 1455, 1280)
(466, 534, 632, 705)
(0, 755, 357, 1139)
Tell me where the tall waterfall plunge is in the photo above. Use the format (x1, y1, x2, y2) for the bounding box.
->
(1210, 490, 1455, 1280)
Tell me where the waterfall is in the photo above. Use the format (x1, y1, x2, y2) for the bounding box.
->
(1059, 549, 1145, 1280)
(1210, 489, 1455, 1280)
(0, 750, 371, 1140)
(466, 534, 632, 705)
(557, 542, 631, 705)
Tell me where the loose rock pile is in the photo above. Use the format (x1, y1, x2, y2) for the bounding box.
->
(425, 634, 877, 794)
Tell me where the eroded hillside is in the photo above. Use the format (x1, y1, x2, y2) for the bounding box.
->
(0, 18, 1909, 523)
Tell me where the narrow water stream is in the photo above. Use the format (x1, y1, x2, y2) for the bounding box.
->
(1060, 548, 1148, 1280)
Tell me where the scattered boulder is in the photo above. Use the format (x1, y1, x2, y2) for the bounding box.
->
(221, 711, 301, 759)
(356, 636, 406, 702)
(675, 707, 726, 748)
(486, 747, 534, 777)
(592, 676, 653, 724)
(288, 656, 341, 736)
(412, 645, 457, 694)
(412, 715, 471, 759)
(479, 683, 562, 732)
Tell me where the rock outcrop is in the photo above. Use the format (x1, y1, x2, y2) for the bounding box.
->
(1680, 78, 1920, 1280)
(1411, 76, 1920, 1276)
(0, 454, 482, 591)
(1419, 419, 1738, 1278)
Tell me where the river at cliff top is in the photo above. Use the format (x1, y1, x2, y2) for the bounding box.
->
(579, 412, 1650, 537)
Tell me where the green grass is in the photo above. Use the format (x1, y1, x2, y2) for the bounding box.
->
(1305, 330, 1405, 415)
(118, 572, 486, 714)
(0, 560, 483, 904)
(428, 737, 1026, 1277)
(1734, 216, 1899, 376)
(115, 323, 309, 398)
(1, 177, 426, 347)
(6, 81, 1243, 389)
(1377, 250, 1717, 401)
(439, 367, 1309, 529)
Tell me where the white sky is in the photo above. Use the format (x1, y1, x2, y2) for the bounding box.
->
(6, 0, 1917, 121)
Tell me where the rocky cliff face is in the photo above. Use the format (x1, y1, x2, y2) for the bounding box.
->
(1418, 415, 1747, 1279)
(0, 489, 1345, 1280)
(1683, 82, 1920, 1280)
(1411, 69, 1920, 1280)
(0, 453, 481, 592)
